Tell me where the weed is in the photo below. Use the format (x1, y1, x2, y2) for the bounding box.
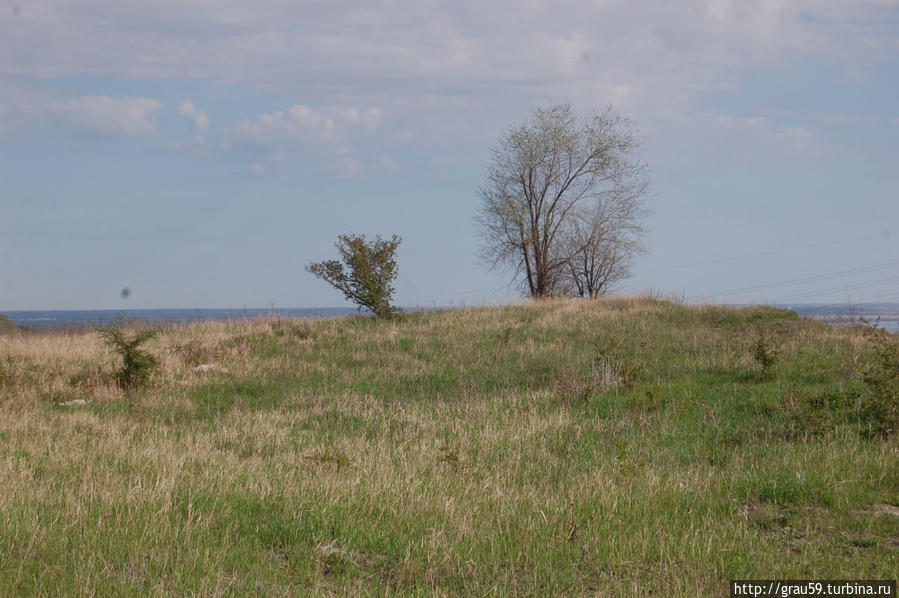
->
(497, 326, 515, 344)
(67, 365, 109, 392)
(318, 541, 355, 576)
(269, 318, 315, 340)
(304, 446, 352, 470)
(172, 340, 207, 366)
(627, 385, 663, 413)
(591, 336, 645, 392)
(438, 444, 463, 469)
(780, 388, 837, 439)
(745, 503, 796, 531)
(858, 321, 898, 437)
(554, 366, 596, 403)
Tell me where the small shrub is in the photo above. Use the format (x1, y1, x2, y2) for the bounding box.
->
(751, 333, 782, 378)
(97, 318, 159, 390)
(780, 388, 838, 439)
(859, 321, 898, 437)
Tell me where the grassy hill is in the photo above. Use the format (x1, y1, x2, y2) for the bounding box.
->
(0, 314, 19, 334)
(0, 298, 895, 595)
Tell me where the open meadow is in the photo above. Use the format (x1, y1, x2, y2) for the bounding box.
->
(0, 298, 896, 596)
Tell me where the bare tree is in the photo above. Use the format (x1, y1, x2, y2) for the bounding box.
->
(561, 183, 647, 298)
(476, 104, 649, 298)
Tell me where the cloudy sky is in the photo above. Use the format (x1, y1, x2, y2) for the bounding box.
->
(1, 0, 897, 310)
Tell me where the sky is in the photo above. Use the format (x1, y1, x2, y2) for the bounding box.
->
(1, 0, 897, 310)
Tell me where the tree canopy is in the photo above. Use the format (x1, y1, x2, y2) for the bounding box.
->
(476, 104, 649, 298)
(306, 234, 402, 319)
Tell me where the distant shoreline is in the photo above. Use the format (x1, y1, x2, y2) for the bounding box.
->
(1, 307, 363, 330)
(2, 302, 898, 333)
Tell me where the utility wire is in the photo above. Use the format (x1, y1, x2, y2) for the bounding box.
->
(858, 291, 899, 303)
(773, 275, 899, 303)
(641, 232, 886, 273)
(404, 284, 511, 306)
(700, 261, 899, 299)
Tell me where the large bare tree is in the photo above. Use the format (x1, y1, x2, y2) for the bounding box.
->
(476, 104, 649, 298)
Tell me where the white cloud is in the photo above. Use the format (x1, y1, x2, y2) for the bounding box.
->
(228, 104, 381, 158)
(715, 114, 816, 153)
(2, 1, 894, 100)
(0, 84, 164, 137)
(178, 99, 210, 132)
(57, 96, 162, 136)
(1, 0, 895, 156)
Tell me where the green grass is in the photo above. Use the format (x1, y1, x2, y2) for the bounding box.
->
(0, 298, 896, 596)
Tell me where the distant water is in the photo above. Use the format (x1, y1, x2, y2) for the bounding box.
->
(780, 303, 899, 334)
(2, 303, 897, 333)
(2, 307, 362, 330)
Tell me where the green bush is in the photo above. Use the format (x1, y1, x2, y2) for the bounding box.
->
(97, 319, 159, 390)
(859, 321, 898, 437)
(751, 333, 782, 379)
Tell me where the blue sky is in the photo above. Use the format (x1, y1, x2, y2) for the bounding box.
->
(1, 0, 897, 310)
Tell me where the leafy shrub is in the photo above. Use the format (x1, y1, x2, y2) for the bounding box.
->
(779, 388, 842, 439)
(97, 319, 159, 390)
(859, 322, 898, 437)
(306, 234, 402, 319)
(751, 333, 782, 378)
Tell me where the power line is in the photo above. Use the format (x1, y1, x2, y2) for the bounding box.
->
(403, 284, 511, 306)
(773, 275, 899, 303)
(857, 291, 899, 304)
(700, 261, 899, 299)
(642, 232, 887, 273)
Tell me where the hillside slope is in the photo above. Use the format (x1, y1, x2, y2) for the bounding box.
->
(0, 314, 19, 334)
(0, 298, 895, 595)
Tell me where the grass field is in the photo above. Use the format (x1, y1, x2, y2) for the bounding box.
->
(0, 298, 896, 596)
